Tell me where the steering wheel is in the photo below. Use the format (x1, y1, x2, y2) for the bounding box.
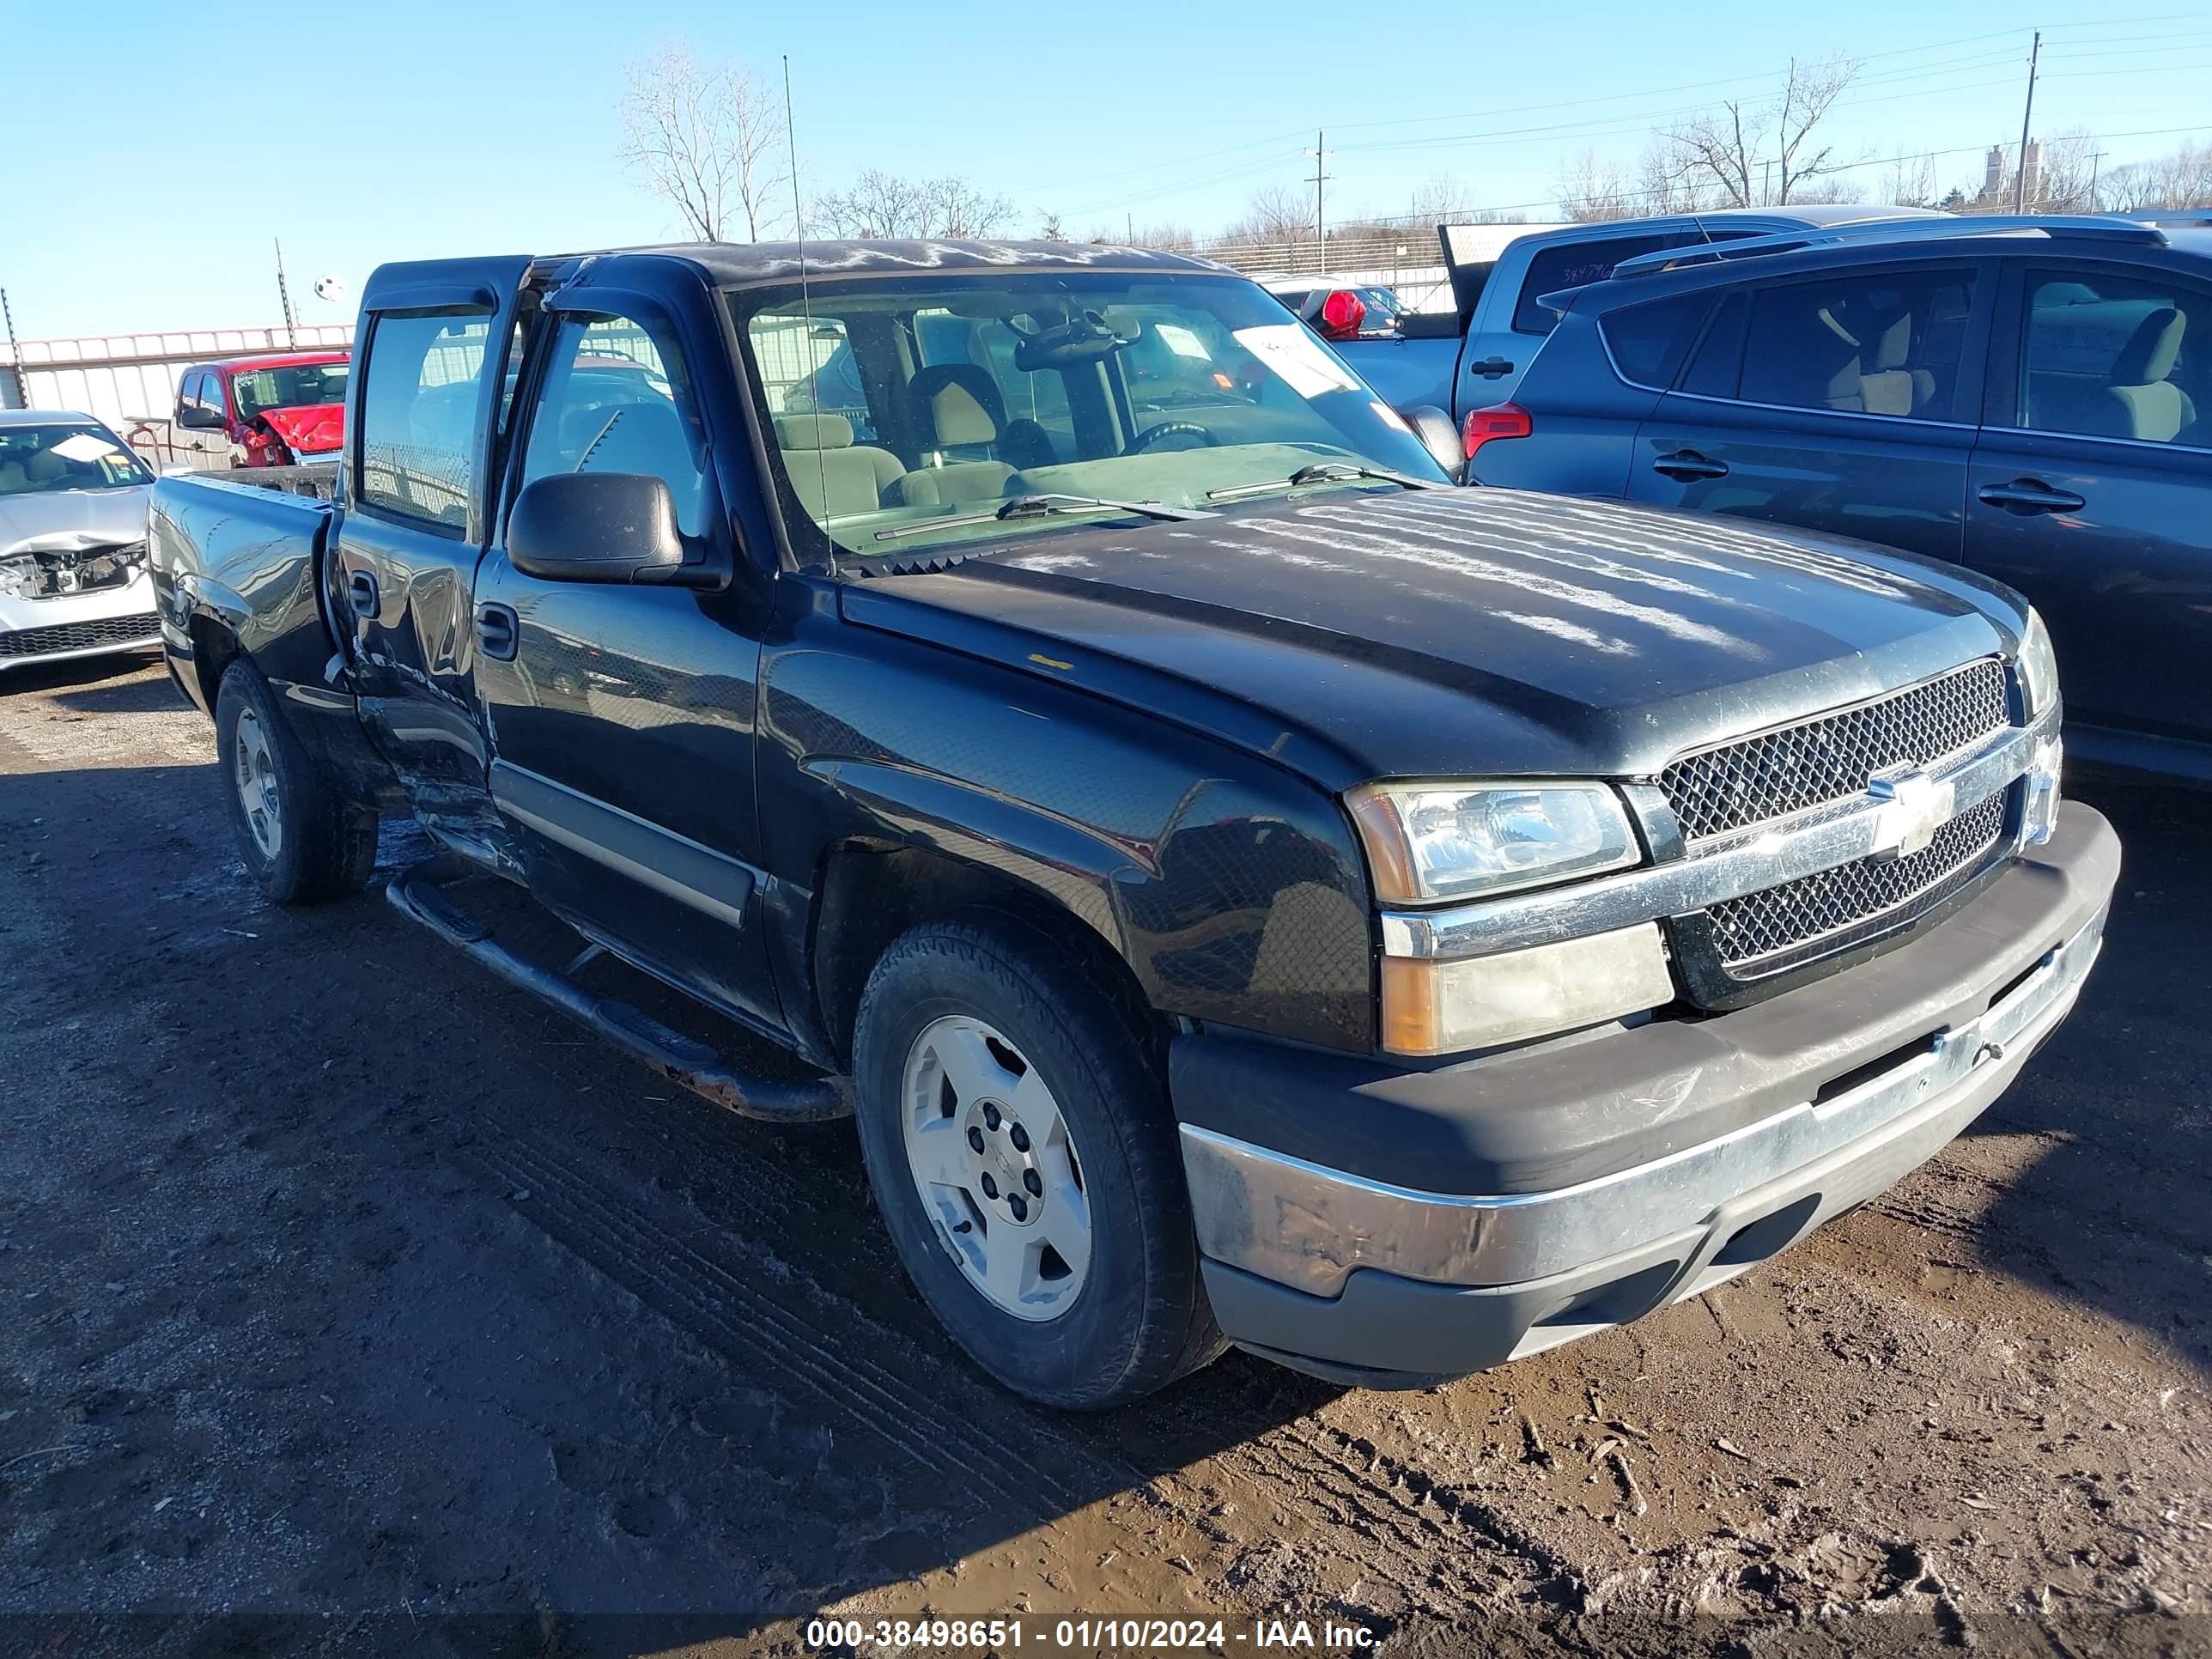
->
(1122, 421, 1219, 457)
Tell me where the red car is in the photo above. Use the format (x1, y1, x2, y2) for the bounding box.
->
(174, 350, 349, 467)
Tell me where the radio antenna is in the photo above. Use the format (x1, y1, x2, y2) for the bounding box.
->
(783, 55, 836, 576)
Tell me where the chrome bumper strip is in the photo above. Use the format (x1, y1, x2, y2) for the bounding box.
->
(1379, 707, 2057, 962)
(1182, 905, 2102, 1298)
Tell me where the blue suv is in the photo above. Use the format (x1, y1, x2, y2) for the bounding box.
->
(1469, 216, 2212, 779)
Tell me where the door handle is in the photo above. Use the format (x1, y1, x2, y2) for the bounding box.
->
(1653, 450, 1729, 482)
(1977, 478, 2085, 515)
(346, 569, 380, 618)
(1468, 356, 1516, 379)
(475, 603, 519, 661)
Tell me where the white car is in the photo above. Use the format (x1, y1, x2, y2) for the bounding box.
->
(0, 410, 160, 678)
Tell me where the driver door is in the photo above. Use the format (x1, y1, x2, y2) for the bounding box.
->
(471, 286, 784, 1028)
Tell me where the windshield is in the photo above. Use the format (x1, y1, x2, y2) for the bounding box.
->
(0, 422, 153, 494)
(728, 270, 1449, 560)
(229, 361, 349, 421)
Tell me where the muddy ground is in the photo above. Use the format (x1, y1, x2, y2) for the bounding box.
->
(0, 655, 2206, 1659)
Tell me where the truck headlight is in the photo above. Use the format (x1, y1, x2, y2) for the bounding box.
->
(1380, 923, 1674, 1056)
(2017, 609, 2059, 718)
(1346, 781, 1640, 904)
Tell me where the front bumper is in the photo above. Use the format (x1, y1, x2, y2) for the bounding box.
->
(1176, 801, 2119, 1386)
(0, 571, 161, 673)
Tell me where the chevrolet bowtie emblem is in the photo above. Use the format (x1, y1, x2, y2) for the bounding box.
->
(1867, 769, 1954, 859)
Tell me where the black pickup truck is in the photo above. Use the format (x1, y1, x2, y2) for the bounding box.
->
(150, 240, 2116, 1408)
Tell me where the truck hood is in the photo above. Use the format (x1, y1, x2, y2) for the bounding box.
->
(846, 488, 2027, 783)
(0, 485, 151, 554)
(256, 404, 344, 455)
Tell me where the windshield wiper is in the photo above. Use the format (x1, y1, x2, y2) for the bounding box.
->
(1205, 462, 1447, 503)
(872, 493, 1213, 543)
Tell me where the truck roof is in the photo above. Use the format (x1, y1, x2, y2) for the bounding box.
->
(540, 238, 1233, 289)
(193, 349, 350, 374)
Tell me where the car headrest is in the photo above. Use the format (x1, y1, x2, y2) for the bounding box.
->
(24, 449, 67, 483)
(2113, 307, 2185, 386)
(908, 363, 1003, 447)
(775, 412, 854, 449)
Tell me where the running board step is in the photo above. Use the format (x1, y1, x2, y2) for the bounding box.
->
(385, 862, 850, 1123)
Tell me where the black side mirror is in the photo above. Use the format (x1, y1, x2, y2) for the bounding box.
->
(1402, 404, 1466, 483)
(175, 404, 223, 431)
(508, 472, 690, 584)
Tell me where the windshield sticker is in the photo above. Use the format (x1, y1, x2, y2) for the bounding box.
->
(49, 433, 122, 463)
(1153, 324, 1212, 361)
(1231, 325, 1360, 401)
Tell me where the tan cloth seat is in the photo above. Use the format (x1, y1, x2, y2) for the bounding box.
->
(775, 413, 902, 520)
(897, 365, 1015, 506)
(1856, 313, 1936, 418)
(23, 449, 68, 484)
(2105, 307, 2195, 443)
(0, 461, 27, 493)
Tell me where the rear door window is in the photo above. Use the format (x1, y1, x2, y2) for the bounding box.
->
(1598, 292, 1713, 389)
(356, 309, 493, 529)
(1514, 235, 1683, 334)
(1737, 268, 1977, 422)
(1680, 293, 1750, 398)
(2010, 266, 2209, 447)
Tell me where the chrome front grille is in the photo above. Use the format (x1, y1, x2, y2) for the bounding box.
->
(1660, 659, 2010, 842)
(1703, 787, 2009, 973)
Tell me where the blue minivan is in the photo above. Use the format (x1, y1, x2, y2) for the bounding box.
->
(1471, 216, 2212, 778)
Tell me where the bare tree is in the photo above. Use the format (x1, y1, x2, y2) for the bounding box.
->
(814, 171, 1016, 238)
(1232, 183, 1316, 240)
(1556, 149, 1637, 222)
(1881, 149, 1940, 210)
(1656, 54, 1861, 208)
(2100, 140, 2212, 210)
(618, 41, 787, 242)
(1037, 211, 1068, 241)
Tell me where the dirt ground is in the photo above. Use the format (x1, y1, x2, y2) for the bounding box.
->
(1, 654, 2207, 1659)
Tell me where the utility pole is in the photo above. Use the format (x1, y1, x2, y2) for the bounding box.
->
(0, 288, 23, 410)
(2014, 30, 2041, 213)
(1306, 131, 1328, 271)
(274, 238, 299, 349)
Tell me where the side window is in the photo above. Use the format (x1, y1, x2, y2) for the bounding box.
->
(357, 309, 492, 529)
(1514, 235, 1681, 334)
(520, 312, 710, 537)
(746, 312, 877, 444)
(1680, 293, 1749, 398)
(1598, 292, 1712, 389)
(1738, 269, 1976, 422)
(2014, 268, 2207, 448)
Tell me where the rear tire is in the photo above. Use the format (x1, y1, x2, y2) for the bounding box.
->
(852, 912, 1225, 1409)
(214, 660, 375, 906)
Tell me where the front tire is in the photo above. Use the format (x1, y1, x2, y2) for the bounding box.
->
(852, 913, 1224, 1408)
(214, 661, 375, 905)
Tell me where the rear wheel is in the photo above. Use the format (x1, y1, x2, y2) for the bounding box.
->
(215, 661, 375, 905)
(852, 913, 1224, 1408)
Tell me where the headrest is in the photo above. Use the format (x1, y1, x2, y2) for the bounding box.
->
(24, 449, 67, 482)
(909, 364, 1003, 448)
(2113, 307, 2184, 385)
(1869, 311, 1914, 371)
(775, 412, 854, 449)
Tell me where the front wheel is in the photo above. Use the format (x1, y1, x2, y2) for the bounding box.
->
(214, 661, 376, 906)
(851, 914, 1224, 1408)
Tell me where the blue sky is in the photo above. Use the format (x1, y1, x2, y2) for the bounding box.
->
(6, 0, 2211, 337)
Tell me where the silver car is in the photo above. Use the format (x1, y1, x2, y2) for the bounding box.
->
(0, 410, 160, 678)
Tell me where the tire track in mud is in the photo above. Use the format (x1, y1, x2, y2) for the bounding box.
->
(446, 1024, 1577, 1614)
(460, 1128, 1105, 1525)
